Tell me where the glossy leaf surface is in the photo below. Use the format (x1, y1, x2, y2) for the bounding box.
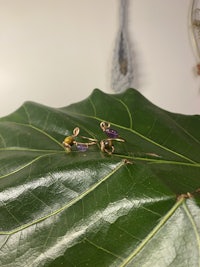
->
(0, 89, 200, 267)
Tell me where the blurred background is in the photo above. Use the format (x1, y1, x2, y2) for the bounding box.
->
(0, 0, 200, 117)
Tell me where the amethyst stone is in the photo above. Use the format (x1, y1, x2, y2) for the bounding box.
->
(76, 144, 88, 152)
(105, 128, 119, 138)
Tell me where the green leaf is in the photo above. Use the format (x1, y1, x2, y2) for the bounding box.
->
(0, 88, 200, 267)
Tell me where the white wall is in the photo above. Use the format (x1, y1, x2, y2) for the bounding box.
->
(0, 0, 199, 117)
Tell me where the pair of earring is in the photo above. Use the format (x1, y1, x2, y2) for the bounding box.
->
(62, 127, 97, 152)
(62, 121, 125, 154)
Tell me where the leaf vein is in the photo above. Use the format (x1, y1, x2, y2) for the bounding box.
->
(111, 96, 133, 129)
(169, 116, 200, 145)
(84, 238, 125, 261)
(89, 98, 97, 117)
(119, 197, 184, 267)
(183, 201, 200, 266)
(0, 161, 125, 235)
(0, 152, 61, 179)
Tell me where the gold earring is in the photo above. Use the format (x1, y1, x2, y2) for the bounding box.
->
(63, 127, 97, 152)
(100, 138, 125, 154)
(100, 121, 125, 154)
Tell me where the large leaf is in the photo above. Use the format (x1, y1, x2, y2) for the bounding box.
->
(0, 88, 200, 267)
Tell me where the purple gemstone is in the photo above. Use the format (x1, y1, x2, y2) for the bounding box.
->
(105, 128, 119, 138)
(76, 144, 88, 152)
